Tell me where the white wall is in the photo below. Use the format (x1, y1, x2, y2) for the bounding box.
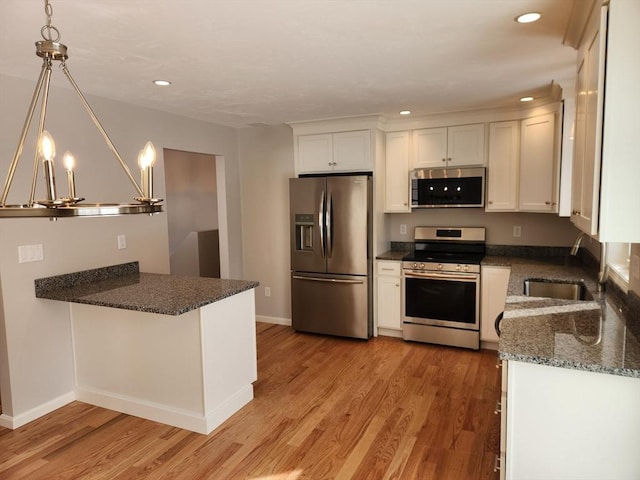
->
(0, 73, 243, 423)
(238, 125, 294, 324)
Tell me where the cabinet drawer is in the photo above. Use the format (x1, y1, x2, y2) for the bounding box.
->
(377, 261, 401, 276)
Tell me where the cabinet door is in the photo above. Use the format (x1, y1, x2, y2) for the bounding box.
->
(487, 122, 519, 211)
(332, 130, 371, 172)
(376, 263, 402, 331)
(412, 127, 447, 168)
(447, 124, 485, 167)
(571, 4, 606, 235)
(519, 113, 557, 212)
(384, 131, 411, 212)
(480, 265, 510, 344)
(298, 134, 333, 174)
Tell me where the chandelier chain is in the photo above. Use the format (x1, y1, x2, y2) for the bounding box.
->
(41, 0, 60, 43)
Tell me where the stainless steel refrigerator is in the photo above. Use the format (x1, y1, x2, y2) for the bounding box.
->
(289, 174, 372, 339)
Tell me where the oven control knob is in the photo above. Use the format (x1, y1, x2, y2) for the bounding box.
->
(420, 263, 425, 269)
(412, 263, 418, 269)
(437, 264, 443, 270)
(464, 265, 470, 272)
(456, 264, 461, 271)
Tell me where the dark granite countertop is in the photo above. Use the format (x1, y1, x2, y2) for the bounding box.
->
(376, 250, 408, 261)
(486, 255, 640, 378)
(35, 262, 259, 316)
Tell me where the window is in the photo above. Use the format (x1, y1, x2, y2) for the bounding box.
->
(607, 242, 630, 291)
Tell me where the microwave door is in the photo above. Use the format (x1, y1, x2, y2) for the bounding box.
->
(290, 177, 327, 274)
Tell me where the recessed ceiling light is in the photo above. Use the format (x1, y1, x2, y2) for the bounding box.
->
(520, 96, 534, 102)
(399, 110, 411, 115)
(516, 12, 541, 23)
(153, 80, 171, 86)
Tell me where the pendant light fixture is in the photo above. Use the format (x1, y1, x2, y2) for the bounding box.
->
(0, 0, 163, 218)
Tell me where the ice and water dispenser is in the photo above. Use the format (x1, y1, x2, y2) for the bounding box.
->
(294, 213, 315, 252)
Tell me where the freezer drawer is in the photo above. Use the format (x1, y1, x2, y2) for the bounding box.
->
(291, 272, 371, 339)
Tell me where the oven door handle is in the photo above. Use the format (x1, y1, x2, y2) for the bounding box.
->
(404, 271, 478, 281)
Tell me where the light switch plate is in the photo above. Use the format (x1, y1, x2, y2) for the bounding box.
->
(513, 226, 522, 237)
(18, 244, 44, 263)
(117, 235, 127, 250)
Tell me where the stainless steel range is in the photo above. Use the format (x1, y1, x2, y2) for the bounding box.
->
(402, 227, 486, 350)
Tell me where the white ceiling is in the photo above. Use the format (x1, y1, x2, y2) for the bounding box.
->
(0, 0, 578, 128)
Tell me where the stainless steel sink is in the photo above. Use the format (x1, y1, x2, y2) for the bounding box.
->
(523, 279, 594, 301)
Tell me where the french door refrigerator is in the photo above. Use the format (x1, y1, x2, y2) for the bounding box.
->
(289, 174, 372, 339)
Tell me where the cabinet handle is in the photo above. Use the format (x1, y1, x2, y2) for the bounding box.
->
(545, 201, 551, 205)
(380, 268, 395, 271)
(496, 356, 502, 369)
(488, 200, 493, 205)
(494, 455, 501, 472)
(442, 158, 446, 162)
(494, 400, 502, 414)
(447, 157, 452, 162)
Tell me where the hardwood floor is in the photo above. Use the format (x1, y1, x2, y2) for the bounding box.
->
(0, 323, 501, 479)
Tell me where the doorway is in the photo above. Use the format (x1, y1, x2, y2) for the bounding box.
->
(164, 149, 224, 278)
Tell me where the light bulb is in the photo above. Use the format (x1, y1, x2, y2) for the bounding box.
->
(63, 151, 75, 172)
(143, 142, 156, 167)
(137, 149, 147, 169)
(39, 131, 56, 161)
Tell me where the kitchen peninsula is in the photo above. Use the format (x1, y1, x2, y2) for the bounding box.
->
(35, 262, 259, 434)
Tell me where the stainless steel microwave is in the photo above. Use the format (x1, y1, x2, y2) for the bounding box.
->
(410, 167, 485, 208)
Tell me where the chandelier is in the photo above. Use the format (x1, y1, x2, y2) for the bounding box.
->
(0, 0, 163, 218)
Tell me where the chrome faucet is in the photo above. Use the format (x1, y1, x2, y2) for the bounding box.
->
(571, 232, 588, 256)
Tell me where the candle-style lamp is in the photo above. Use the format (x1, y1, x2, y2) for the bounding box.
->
(39, 131, 57, 202)
(137, 141, 157, 200)
(62, 151, 76, 201)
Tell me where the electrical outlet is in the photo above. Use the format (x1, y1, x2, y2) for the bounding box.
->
(400, 224, 407, 235)
(265, 287, 271, 297)
(117, 235, 127, 250)
(513, 226, 521, 238)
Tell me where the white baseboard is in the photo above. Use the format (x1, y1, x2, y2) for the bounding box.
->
(0, 391, 75, 430)
(481, 340, 498, 351)
(77, 384, 254, 435)
(256, 315, 291, 326)
(377, 327, 403, 338)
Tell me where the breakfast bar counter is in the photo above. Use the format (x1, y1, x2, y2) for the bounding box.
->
(35, 262, 260, 434)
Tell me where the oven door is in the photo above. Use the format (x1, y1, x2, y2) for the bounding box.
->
(402, 270, 479, 330)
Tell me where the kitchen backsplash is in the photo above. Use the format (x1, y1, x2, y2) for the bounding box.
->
(388, 210, 581, 246)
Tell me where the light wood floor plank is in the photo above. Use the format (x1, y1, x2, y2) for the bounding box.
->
(0, 323, 500, 479)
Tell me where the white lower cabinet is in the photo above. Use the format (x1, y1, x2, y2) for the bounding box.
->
(376, 260, 402, 333)
(504, 361, 640, 479)
(480, 265, 510, 345)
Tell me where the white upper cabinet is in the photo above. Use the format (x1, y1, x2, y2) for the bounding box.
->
(384, 131, 411, 212)
(519, 113, 558, 212)
(571, 3, 606, 235)
(412, 124, 485, 169)
(571, 0, 640, 242)
(486, 113, 559, 214)
(487, 121, 520, 211)
(297, 130, 371, 174)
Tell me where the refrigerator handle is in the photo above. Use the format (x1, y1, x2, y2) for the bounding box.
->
(319, 190, 326, 259)
(326, 192, 333, 258)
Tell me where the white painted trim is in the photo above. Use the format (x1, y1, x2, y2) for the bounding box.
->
(256, 315, 291, 326)
(77, 384, 253, 435)
(0, 391, 75, 429)
(481, 340, 498, 351)
(377, 327, 402, 338)
(216, 155, 230, 279)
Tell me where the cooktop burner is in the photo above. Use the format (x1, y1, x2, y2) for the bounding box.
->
(404, 226, 486, 266)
